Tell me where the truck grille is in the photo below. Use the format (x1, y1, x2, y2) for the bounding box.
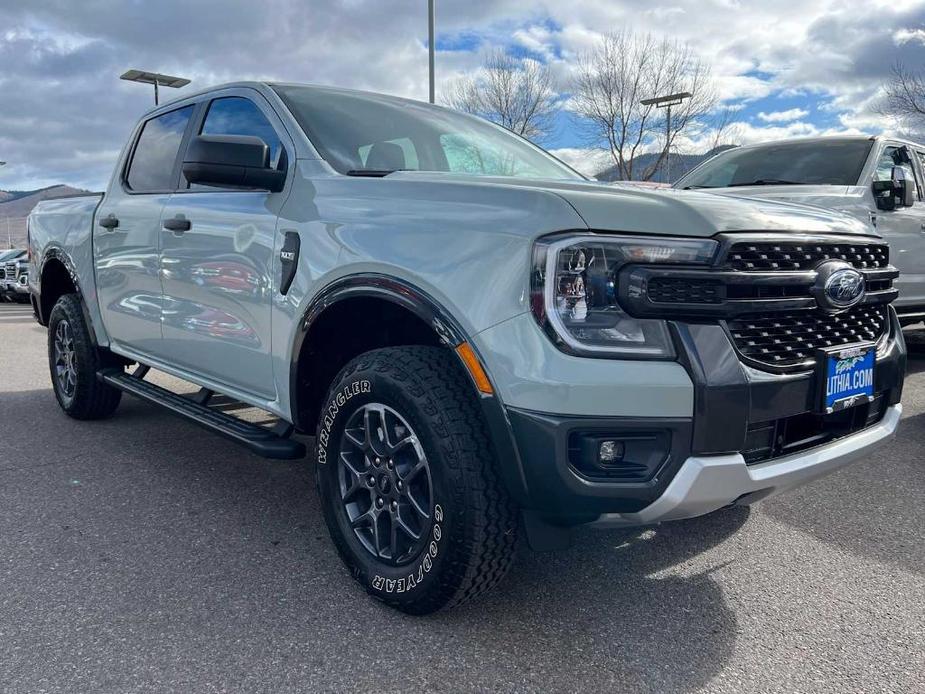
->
(724, 241, 889, 272)
(647, 277, 723, 304)
(726, 305, 887, 367)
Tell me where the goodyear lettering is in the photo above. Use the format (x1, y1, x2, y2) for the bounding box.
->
(372, 504, 444, 594)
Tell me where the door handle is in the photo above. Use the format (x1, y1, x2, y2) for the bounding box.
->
(98, 214, 119, 230)
(163, 217, 191, 233)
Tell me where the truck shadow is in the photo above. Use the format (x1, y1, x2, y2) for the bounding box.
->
(442, 508, 749, 692)
(1, 387, 744, 693)
(760, 409, 925, 577)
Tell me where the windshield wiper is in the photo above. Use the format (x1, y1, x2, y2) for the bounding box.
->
(681, 185, 716, 189)
(345, 169, 397, 177)
(727, 178, 804, 187)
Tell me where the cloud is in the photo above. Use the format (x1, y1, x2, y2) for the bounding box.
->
(548, 147, 610, 176)
(1, 0, 924, 190)
(758, 108, 810, 123)
(894, 28, 925, 45)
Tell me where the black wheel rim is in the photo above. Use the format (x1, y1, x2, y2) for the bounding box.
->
(337, 403, 433, 565)
(53, 319, 77, 398)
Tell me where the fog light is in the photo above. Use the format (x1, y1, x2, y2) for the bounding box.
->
(599, 440, 625, 463)
(568, 431, 671, 481)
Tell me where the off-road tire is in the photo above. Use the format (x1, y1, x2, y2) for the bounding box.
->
(315, 346, 517, 615)
(47, 293, 122, 420)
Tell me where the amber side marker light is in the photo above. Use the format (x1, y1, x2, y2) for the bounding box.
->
(455, 342, 494, 395)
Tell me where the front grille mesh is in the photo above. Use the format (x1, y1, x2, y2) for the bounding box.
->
(648, 277, 723, 304)
(725, 242, 889, 271)
(726, 305, 887, 366)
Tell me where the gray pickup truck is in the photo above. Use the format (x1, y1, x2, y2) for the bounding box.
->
(0, 249, 29, 302)
(28, 82, 906, 614)
(675, 136, 925, 323)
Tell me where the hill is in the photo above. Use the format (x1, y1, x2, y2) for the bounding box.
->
(595, 145, 737, 184)
(0, 185, 91, 248)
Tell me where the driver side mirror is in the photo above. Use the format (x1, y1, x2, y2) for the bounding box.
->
(873, 165, 915, 211)
(182, 135, 286, 192)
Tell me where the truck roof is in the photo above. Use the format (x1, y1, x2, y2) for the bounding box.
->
(139, 80, 434, 118)
(730, 134, 925, 151)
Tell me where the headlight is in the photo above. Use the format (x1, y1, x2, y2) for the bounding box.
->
(531, 234, 718, 358)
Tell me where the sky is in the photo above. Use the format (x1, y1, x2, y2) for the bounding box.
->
(2, 0, 925, 190)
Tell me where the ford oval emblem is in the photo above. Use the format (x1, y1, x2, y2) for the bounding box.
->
(823, 267, 866, 308)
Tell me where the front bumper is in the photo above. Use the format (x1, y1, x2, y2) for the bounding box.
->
(485, 307, 905, 527)
(593, 404, 901, 526)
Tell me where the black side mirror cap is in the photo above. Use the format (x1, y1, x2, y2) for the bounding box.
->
(873, 165, 916, 210)
(182, 135, 286, 192)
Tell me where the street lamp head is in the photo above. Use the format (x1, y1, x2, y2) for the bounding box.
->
(121, 69, 191, 105)
(120, 70, 191, 89)
(640, 91, 693, 108)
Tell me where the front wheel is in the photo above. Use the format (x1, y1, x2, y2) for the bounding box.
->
(315, 346, 517, 615)
(47, 293, 122, 420)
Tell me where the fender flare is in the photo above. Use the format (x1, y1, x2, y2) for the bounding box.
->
(36, 248, 82, 317)
(35, 247, 110, 355)
(290, 273, 530, 500)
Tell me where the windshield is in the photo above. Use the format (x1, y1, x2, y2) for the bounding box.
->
(273, 85, 583, 180)
(676, 139, 874, 189)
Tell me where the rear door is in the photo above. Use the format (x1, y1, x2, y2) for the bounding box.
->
(869, 142, 925, 311)
(94, 105, 196, 356)
(157, 90, 291, 398)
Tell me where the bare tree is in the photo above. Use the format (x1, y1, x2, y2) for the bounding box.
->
(707, 106, 743, 152)
(571, 31, 716, 181)
(881, 62, 925, 129)
(445, 49, 558, 142)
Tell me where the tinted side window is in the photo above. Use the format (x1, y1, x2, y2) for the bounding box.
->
(200, 97, 282, 168)
(126, 106, 194, 192)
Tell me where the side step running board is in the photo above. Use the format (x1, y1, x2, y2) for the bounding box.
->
(99, 369, 306, 460)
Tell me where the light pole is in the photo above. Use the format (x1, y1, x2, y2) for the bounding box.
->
(640, 91, 692, 183)
(428, 0, 436, 103)
(120, 70, 191, 105)
(0, 161, 8, 249)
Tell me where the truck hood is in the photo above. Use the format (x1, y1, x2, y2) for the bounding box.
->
(386, 171, 874, 237)
(688, 184, 874, 226)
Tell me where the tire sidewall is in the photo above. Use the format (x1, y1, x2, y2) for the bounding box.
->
(316, 364, 459, 605)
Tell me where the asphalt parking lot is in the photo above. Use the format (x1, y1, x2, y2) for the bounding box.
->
(1, 302, 923, 693)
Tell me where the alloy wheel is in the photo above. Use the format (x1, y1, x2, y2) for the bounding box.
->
(53, 319, 77, 398)
(337, 403, 433, 565)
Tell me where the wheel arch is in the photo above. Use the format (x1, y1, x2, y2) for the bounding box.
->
(290, 274, 467, 430)
(37, 249, 81, 325)
(289, 274, 530, 500)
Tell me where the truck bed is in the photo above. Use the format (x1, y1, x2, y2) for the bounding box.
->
(28, 193, 104, 316)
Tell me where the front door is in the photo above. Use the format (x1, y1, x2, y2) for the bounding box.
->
(870, 143, 925, 311)
(157, 93, 290, 399)
(94, 104, 195, 356)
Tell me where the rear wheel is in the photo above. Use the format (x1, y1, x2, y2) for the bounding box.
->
(315, 346, 517, 614)
(47, 294, 122, 420)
